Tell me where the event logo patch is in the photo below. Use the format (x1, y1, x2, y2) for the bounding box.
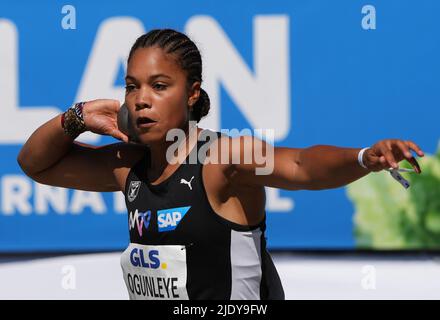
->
(128, 181, 141, 202)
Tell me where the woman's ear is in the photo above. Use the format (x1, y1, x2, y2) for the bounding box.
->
(188, 81, 201, 109)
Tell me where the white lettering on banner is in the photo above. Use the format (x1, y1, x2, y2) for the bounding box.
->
(185, 15, 290, 140)
(265, 187, 294, 212)
(74, 17, 145, 144)
(0, 18, 143, 144)
(1, 15, 291, 144)
(113, 191, 127, 214)
(0, 175, 122, 215)
(70, 190, 106, 214)
(1, 175, 33, 215)
(0, 20, 60, 144)
(0, 14, 293, 214)
(35, 184, 68, 215)
(0, 175, 293, 215)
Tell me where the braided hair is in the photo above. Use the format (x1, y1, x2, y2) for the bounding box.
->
(128, 29, 210, 123)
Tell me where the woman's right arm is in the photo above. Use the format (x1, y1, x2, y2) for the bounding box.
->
(17, 99, 144, 192)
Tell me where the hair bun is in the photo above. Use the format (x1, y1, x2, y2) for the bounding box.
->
(192, 88, 210, 122)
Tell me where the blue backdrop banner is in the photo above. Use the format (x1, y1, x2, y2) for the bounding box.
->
(0, 0, 439, 251)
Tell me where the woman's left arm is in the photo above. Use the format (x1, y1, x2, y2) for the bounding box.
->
(289, 140, 424, 190)
(221, 136, 424, 190)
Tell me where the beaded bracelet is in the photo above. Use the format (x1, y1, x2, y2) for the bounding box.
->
(61, 102, 87, 138)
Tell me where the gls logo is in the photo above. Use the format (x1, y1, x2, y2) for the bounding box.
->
(157, 206, 191, 232)
(130, 247, 164, 269)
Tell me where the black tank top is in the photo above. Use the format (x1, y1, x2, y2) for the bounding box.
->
(120, 129, 284, 300)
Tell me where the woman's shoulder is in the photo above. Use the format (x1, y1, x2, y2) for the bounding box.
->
(104, 142, 149, 191)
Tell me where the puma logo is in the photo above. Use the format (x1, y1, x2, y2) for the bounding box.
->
(180, 176, 194, 190)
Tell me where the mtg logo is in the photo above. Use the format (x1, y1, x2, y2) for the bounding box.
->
(129, 209, 151, 237)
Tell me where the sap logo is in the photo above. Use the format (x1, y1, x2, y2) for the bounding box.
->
(128, 209, 151, 237)
(130, 248, 162, 269)
(157, 206, 191, 232)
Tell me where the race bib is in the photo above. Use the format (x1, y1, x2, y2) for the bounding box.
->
(120, 243, 189, 300)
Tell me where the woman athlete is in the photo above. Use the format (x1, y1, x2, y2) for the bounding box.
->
(17, 29, 424, 300)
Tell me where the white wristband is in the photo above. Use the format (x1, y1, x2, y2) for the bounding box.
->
(358, 147, 370, 169)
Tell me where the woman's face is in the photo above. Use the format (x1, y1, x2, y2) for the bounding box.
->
(125, 46, 192, 144)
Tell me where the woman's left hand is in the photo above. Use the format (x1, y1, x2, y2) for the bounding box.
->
(363, 139, 424, 173)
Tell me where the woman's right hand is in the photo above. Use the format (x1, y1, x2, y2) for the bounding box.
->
(82, 99, 129, 142)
